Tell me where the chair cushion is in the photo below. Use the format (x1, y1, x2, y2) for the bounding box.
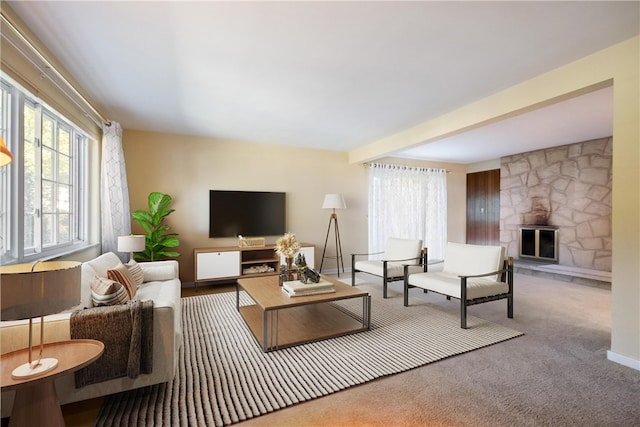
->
(383, 237, 423, 264)
(442, 242, 505, 281)
(355, 260, 424, 279)
(408, 271, 509, 300)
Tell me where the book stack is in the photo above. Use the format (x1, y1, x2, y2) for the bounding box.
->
(282, 279, 335, 297)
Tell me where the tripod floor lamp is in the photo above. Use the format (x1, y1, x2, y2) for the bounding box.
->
(320, 193, 346, 277)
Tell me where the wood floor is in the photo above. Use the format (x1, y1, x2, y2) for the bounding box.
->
(1, 282, 234, 427)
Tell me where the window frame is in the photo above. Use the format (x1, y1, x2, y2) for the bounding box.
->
(1, 73, 90, 265)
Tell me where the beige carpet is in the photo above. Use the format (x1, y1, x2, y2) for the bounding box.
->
(95, 284, 522, 426)
(234, 274, 639, 427)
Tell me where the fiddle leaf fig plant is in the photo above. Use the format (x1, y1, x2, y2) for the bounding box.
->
(132, 191, 180, 261)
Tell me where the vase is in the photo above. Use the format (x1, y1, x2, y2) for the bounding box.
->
(285, 256, 295, 281)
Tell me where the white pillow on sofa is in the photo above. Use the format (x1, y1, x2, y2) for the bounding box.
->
(86, 252, 123, 278)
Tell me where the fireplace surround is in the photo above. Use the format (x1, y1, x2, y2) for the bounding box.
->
(519, 225, 559, 263)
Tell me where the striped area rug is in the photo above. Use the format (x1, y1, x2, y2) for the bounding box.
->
(96, 284, 522, 426)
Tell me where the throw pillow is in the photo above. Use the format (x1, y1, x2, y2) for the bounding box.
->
(107, 263, 137, 299)
(125, 259, 145, 286)
(90, 276, 130, 306)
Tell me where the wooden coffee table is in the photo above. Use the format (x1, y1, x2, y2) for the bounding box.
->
(236, 275, 371, 352)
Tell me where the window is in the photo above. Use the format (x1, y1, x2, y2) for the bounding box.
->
(367, 163, 448, 260)
(1, 73, 89, 264)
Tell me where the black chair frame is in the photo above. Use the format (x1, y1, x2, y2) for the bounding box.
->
(352, 248, 427, 298)
(404, 256, 514, 329)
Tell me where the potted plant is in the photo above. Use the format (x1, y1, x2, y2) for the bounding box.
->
(132, 191, 180, 261)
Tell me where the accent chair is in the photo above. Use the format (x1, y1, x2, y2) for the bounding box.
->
(351, 237, 426, 298)
(404, 242, 514, 328)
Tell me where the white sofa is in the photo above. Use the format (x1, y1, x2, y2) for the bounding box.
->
(404, 242, 514, 328)
(1, 252, 182, 418)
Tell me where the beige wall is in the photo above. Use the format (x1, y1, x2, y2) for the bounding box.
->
(123, 131, 360, 283)
(101, 135, 465, 280)
(350, 36, 640, 369)
(122, 131, 466, 284)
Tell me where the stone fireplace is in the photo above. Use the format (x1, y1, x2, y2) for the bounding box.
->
(500, 137, 612, 272)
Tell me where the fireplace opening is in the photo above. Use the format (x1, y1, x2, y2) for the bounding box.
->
(519, 225, 559, 263)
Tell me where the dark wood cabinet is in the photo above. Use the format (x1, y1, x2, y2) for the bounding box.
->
(466, 169, 500, 245)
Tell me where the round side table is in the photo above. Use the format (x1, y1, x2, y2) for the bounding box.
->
(1, 339, 104, 427)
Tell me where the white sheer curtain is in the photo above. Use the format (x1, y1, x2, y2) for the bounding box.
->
(367, 163, 447, 260)
(101, 121, 131, 260)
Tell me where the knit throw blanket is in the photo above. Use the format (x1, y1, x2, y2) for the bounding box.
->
(70, 300, 154, 388)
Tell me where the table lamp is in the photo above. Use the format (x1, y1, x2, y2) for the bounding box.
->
(118, 235, 146, 262)
(320, 193, 347, 277)
(0, 260, 81, 379)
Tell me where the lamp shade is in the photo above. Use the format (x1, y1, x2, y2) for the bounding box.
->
(0, 136, 13, 166)
(322, 193, 347, 210)
(118, 235, 146, 253)
(0, 261, 81, 321)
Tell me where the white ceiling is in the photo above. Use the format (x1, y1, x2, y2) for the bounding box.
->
(6, 1, 639, 164)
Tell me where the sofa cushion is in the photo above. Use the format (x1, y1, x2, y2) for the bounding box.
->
(91, 276, 130, 306)
(107, 263, 138, 299)
(442, 242, 505, 281)
(383, 237, 423, 264)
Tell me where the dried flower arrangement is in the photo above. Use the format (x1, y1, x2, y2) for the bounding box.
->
(274, 232, 301, 258)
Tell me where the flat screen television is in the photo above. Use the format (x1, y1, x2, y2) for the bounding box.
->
(209, 190, 286, 238)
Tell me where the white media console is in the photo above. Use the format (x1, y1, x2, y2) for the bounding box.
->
(194, 243, 315, 283)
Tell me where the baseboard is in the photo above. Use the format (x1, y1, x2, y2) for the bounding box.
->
(607, 350, 640, 371)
